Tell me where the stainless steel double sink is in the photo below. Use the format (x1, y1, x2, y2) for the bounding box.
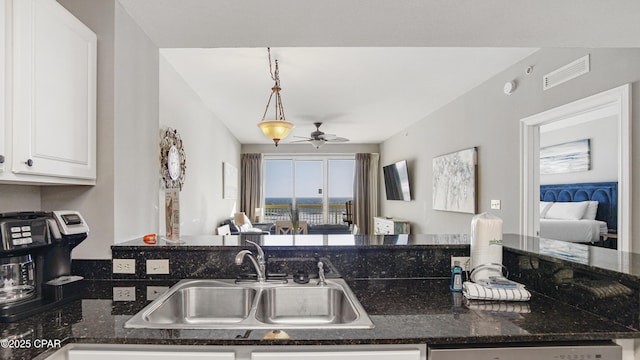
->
(125, 278, 374, 329)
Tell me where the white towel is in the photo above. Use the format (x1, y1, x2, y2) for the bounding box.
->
(464, 299, 531, 313)
(463, 281, 531, 301)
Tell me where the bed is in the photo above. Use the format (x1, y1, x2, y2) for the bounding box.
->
(539, 182, 617, 243)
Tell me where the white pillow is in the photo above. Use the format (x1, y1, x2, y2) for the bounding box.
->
(582, 201, 599, 220)
(540, 201, 553, 218)
(545, 201, 589, 220)
(242, 214, 253, 228)
(240, 224, 262, 233)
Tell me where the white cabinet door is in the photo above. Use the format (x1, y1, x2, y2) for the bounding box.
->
(12, 0, 96, 181)
(252, 349, 420, 360)
(0, 0, 6, 174)
(68, 349, 235, 360)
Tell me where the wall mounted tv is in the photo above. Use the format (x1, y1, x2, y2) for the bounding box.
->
(383, 160, 411, 201)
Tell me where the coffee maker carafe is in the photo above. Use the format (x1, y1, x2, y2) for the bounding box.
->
(0, 211, 89, 322)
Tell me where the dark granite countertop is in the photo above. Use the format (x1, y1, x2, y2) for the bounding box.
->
(1, 278, 637, 359)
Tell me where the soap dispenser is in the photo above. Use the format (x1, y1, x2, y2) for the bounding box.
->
(450, 261, 463, 292)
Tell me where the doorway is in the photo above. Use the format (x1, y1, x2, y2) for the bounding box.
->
(520, 84, 631, 252)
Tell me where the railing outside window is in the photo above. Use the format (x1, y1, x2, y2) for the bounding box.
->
(264, 204, 346, 225)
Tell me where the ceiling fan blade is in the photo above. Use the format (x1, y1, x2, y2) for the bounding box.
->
(293, 135, 312, 139)
(320, 133, 337, 140)
(290, 139, 312, 143)
(325, 137, 349, 142)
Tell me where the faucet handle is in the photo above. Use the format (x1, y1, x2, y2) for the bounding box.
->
(245, 240, 264, 260)
(317, 261, 327, 286)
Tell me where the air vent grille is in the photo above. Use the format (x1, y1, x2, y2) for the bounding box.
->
(543, 55, 590, 91)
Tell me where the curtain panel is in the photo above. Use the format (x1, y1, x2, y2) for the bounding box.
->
(240, 153, 262, 221)
(353, 153, 379, 235)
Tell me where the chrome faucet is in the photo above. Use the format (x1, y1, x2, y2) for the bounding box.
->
(317, 261, 327, 286)
(245, 240, 266, 276)
(235, 240, 266, 283)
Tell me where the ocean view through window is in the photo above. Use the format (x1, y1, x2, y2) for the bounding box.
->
(263, 157, 355, 225)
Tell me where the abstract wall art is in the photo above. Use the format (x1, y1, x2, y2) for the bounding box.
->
(540, 139, 590, 175)
(432, 147, 478, 214)
(223, 162, 238, 199)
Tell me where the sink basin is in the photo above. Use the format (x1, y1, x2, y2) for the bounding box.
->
(255, 286, 357, 325)
(125, 278, 373, 330)
(143, 281, 256, 324)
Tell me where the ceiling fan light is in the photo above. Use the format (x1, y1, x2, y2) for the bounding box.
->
(310, 139, 325, 149)
(258, 120, 295, 146)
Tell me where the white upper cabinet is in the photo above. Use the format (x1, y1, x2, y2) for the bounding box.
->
(0, 0, 7, 174)
(4, 0, 96, 184)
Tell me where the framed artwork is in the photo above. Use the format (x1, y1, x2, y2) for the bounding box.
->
(223, 162, 238, 199)
(540, 139, 590, 175)
(159, 128, 186, 190)
(432, 147, 478, 214)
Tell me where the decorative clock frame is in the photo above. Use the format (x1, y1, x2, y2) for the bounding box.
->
(160, 127, 186, 190)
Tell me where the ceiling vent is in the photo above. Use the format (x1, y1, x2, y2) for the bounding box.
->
(543, 55, 590, 91)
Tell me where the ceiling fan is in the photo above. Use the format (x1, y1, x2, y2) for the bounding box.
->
(292, 122, 349, 149)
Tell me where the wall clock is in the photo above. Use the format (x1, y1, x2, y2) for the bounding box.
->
(160, 127, 186, 190)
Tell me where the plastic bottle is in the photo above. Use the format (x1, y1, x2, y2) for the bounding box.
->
(450, 261, 463, 292)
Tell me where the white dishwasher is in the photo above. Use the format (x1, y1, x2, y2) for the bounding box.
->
(429, 342, 621, 360)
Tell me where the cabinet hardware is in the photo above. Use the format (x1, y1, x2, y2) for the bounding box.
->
(25, 159, 33, 167)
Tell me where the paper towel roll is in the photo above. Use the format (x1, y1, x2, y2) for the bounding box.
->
(470, 212, 503, 281)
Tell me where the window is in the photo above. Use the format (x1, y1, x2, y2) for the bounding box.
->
(263, 156, 355, 225)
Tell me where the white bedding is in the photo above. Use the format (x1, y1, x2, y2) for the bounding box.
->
(539, 219, 607, 243)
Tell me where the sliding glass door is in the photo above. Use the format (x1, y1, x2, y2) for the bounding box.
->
(295, 160, 324, 224)
(327, 159, 356, 224)
(263, 156, 354, 225)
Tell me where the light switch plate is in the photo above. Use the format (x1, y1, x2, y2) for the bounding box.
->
(146, 259, 170, 274)
(490, 199, 501, 210)
(113, 287, 136, 301)
(113, 259, 135, 274)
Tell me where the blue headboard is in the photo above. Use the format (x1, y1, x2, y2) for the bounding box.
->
(540, 182, 617, 232)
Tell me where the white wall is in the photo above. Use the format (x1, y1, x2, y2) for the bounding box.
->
(380, 48, 640, 248)
(0, 185, 40, 212)
(540, 115, 618, 185)
(159, 55, 242, 235)
(112, 1, 159, 243)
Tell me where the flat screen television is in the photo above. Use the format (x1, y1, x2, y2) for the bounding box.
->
(383, 160, 411, 201)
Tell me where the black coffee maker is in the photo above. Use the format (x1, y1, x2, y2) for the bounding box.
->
(0, 211, 89, 322)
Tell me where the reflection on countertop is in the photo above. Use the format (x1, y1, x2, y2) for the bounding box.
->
(114, 233, 640, 279)
(115, 233, 472, 248)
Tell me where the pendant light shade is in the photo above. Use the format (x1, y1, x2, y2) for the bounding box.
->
(258, 120, 294, 146)
(257, 48, 294, 146)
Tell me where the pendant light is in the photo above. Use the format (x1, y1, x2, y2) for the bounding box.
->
(257, 48, 294, 146)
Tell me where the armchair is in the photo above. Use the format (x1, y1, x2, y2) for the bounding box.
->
(220, 212, 270, 235)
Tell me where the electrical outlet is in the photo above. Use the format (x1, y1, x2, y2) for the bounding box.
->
(146, 286, 169, 301)
(113, 287, 136, 301)
(491, 199, 501, 209)
(146, 259, 170, 275)
(451, 256, 471, 271)
(112, 259, 135, 274)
